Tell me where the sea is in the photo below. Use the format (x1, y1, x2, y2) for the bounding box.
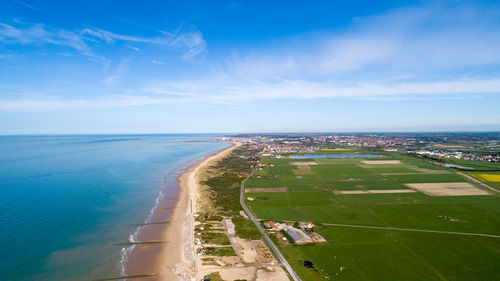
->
(0, 135, 230, 281)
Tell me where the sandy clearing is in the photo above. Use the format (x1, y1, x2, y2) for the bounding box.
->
(219, 267, 256, 280)
(289, 161, 317, 166)
(245, 187, 287, 193)
(334, 189, 417, 194)
(411, 167, 449, 173)
(257, 267, 290, 281)
(361, 160, 402, 165)
(404, 182, 492, 196)
(296, 165, 311, 170)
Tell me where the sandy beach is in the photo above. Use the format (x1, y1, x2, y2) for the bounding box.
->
(151, 142, 240, 280)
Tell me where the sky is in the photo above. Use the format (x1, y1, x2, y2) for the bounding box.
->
(1, 0, 500, 134)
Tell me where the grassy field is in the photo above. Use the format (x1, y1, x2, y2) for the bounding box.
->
(246, 152, 500, 280)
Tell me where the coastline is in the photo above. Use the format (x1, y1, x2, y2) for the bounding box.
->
(150, 141, 240, 280)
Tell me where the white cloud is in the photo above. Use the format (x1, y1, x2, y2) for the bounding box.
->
(142, 77, 500, 102)
(104, 58, 131, 85)
(127, 45, 140, 52)
(0, 22, 107, 63)
(0, 22, 207, 62)
(11, 0, 43, 12)
(1, 77, 499, 111)
(81, 25, 207, 60)
(151, 60, 163, 64)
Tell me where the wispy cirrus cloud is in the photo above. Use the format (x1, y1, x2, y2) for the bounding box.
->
(127, 45, 140, 52)
(104, 58, 131, 85)
(1, 77, 500, 111)
(11, 0, 42, 12)
(0, 21, 207, 62)
(81, 25, 207, 60)
(0, 22, 106, 63)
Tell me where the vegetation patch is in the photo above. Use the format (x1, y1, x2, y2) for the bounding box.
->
(204, 246, 237, 256)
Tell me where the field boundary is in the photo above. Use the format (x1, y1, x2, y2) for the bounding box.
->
(269, 220, 500, 239)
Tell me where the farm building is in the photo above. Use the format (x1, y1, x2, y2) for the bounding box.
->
(284, 226, 313, 245)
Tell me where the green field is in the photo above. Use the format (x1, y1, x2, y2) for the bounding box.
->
(246, 153, 500, 280)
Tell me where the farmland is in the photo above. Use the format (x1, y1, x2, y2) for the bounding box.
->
(245, 152, 500, 280)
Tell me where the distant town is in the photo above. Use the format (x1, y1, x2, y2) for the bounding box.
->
(225, 132, 500, 162)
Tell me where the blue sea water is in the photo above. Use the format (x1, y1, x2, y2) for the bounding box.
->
(0, 135, 229, 281)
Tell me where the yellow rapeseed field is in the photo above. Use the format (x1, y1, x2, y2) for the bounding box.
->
(472, 174, 500, 182)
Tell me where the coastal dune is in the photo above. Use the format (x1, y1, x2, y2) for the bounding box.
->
(152, 142, 240, 280)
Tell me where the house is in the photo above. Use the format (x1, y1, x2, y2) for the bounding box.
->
(269, 220, 276, 229)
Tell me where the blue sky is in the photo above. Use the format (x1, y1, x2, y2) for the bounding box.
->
(1, 0, 499, 134)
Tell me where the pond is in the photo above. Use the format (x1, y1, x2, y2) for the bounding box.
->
(443, 163, 473, 169)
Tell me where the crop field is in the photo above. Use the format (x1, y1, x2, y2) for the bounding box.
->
(472, 173, 500, 182)
(470, 173, 500, 191)
(246, 153, 500, 280)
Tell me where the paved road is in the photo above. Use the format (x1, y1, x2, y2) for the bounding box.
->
(274, 220, 500, 239)
(240, 162, 302, 281)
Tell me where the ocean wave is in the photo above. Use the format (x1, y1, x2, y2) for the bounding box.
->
(145, 188, 164, 223)
(120, 244, 135, 275)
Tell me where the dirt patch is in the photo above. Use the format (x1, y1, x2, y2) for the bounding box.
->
(404, 182, 492, 196)
(410, 167, 449, 173)
(257, 267, 289, 281)
(361, 160, 402, 165)
(339, 178, 361, 182)
(433, 144, 465, 148)
(219, 267, 256, 280)
(334, 189, 418, 195)
(292, 169, 314, 176)
(289, 161, 318, 166)
(245, 187, 287, 193)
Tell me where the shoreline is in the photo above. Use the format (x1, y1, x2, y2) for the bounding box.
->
(150, 141, 240, 280)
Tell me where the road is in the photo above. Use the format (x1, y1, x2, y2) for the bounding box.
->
(240, 162, 302, 281)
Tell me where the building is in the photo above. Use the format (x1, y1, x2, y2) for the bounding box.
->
(284, 226, 313, 245)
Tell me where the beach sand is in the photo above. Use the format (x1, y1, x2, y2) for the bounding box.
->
(151, 142, 240, 281)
